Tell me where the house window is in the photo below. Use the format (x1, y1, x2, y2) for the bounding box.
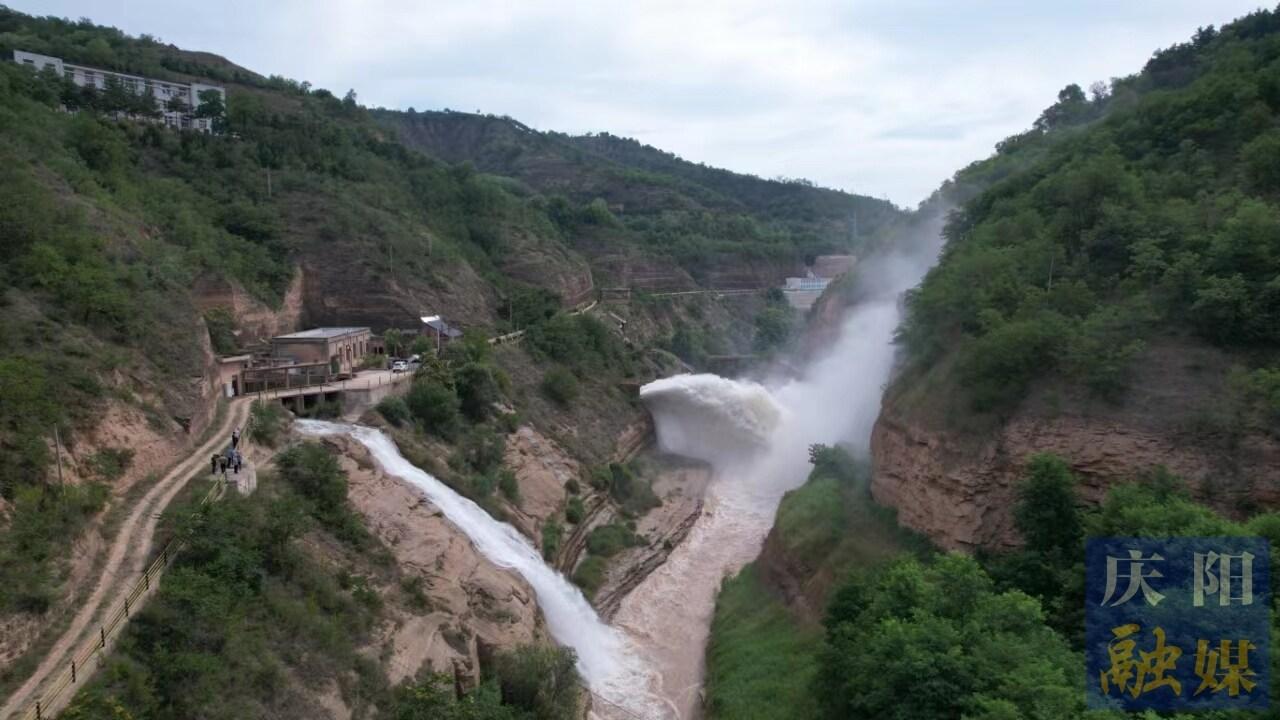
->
(22, 59, 34, 66)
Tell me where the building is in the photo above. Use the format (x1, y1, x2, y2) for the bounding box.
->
(270, 327, 372, 376)
(420, 315, 463, 350)
(11, 50, 226, 133)
(784, 275, 833, 292)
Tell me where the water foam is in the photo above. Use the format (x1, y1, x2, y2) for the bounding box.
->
(294, 420, 669, 719)
(617, 218, 947, 717)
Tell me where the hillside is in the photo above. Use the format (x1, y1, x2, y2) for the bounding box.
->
(870, 8, 1280, 549)
(0, 6, 897, 711)
(704, 9, 1280, 720)
(376, 109, 901, 289)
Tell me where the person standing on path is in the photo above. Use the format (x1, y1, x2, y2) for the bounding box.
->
(211, 454, 219, 476)
(231, 427, 241, 449)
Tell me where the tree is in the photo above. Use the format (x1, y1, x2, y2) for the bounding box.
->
(492, 644, 582, 720)
(1034, 83, 1090, 131)
(455, 361, 499, 421)
(540, 366, 579, 406)
(165, 94, 188, 115)
(194, 88, 226, 132)
(406, 379, 460, 438)
(1013, 454, 1081, 555)
(816, 555, 1081, 720)
(753, 306, 792, 352)
(391, 676, 517, 720)
(384, 329, 406, 358)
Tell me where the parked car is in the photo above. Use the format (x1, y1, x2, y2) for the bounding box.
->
(391, 360, 408, 373)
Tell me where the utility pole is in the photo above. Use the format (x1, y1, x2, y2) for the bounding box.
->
(53, 424, 64, 488)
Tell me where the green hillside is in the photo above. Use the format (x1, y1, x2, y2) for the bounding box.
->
(896, 9, 1280, 415)
(0, 4, 896, 643)
(376, 110, 902, 283)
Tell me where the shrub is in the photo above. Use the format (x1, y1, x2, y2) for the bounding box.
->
(456, 425, 505, 474)
(375, 396, 410, 427)
(541, 520, 562, 561)
(1014, 454, 1081, 555)
(275, 442, 364, 543)
(602, 462, 660, 515)
(248, 399, 287, 446)
(406, 379, 460, 438)
(492, 644, 582, 719)
(572, 556, 607, 596)
(498, 469, 520, 505)
(540, 366, 579, 406)
(87, 447, 134, 481)
(456, 361, 500, 421)
(565, 496, 585, 525)
(203, 307, 237, 355)
(586, 523, 636, 557)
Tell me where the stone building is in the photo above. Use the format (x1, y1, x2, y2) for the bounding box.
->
(11, 49, 226, 132)
(270, 327, 372, 375)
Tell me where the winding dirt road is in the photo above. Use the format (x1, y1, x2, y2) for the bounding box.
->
(0, 399, 252, 719)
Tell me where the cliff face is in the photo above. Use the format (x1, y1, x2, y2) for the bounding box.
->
(870, 339, 1280, 551)
(327, 436, 544, 687)
(192, 268, 305, 344)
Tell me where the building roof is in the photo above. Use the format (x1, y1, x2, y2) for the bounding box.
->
(273, 327, 370, 341)
(421, 315, 464, 338)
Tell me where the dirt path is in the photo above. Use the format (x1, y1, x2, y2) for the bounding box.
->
(0, 399, 252, 719)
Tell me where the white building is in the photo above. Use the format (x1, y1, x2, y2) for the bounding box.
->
(12, 50, 225, 133)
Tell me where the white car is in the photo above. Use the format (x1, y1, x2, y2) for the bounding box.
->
(391, 360, 408, 373)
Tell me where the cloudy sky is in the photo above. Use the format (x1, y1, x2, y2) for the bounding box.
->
(12, 0, 1267, 205)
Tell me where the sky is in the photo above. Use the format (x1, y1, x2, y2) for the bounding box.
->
(11, 0, 1270, 206)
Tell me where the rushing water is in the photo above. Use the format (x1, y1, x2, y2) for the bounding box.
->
(618, 222, 946, 717)
(294, 420, 672, 719)
(296, 219, 943, 719)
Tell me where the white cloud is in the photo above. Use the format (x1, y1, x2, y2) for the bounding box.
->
(12, 0, 1269, 205)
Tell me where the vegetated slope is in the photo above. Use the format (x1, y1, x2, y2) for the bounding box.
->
(376, 109, 903, 288)
(870, 8, 1280, 549)
(58, 441, 583, 720)
(0, 3, 856, 700)
(0, 5, 632, 690)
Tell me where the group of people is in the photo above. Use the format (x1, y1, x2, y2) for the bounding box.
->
(210, 426, 245, 480)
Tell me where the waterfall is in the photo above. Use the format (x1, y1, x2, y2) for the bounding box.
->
(294, 420, 669, 719)
(614, 217, 947, 717)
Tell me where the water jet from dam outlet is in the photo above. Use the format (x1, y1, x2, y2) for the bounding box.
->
(618, 218, 946, 718)
(297, 215, 943, 720)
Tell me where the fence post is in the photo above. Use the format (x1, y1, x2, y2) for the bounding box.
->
(35, 701, 41, 720)
(124, 597, 130, 617)
(100, 627, 105, 649)
(72, 659, 76, 684)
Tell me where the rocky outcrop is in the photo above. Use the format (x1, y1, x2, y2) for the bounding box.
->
(192, 268, 305, 345)
(871, 339, 1280, 551)
(326, 436, 544, 686)
(502, 426, 580, 540)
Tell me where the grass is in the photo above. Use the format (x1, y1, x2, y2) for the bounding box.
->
(704, 565, 822, 720)
(0, 398, 230, 699)
(703, 448, 931, 720)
